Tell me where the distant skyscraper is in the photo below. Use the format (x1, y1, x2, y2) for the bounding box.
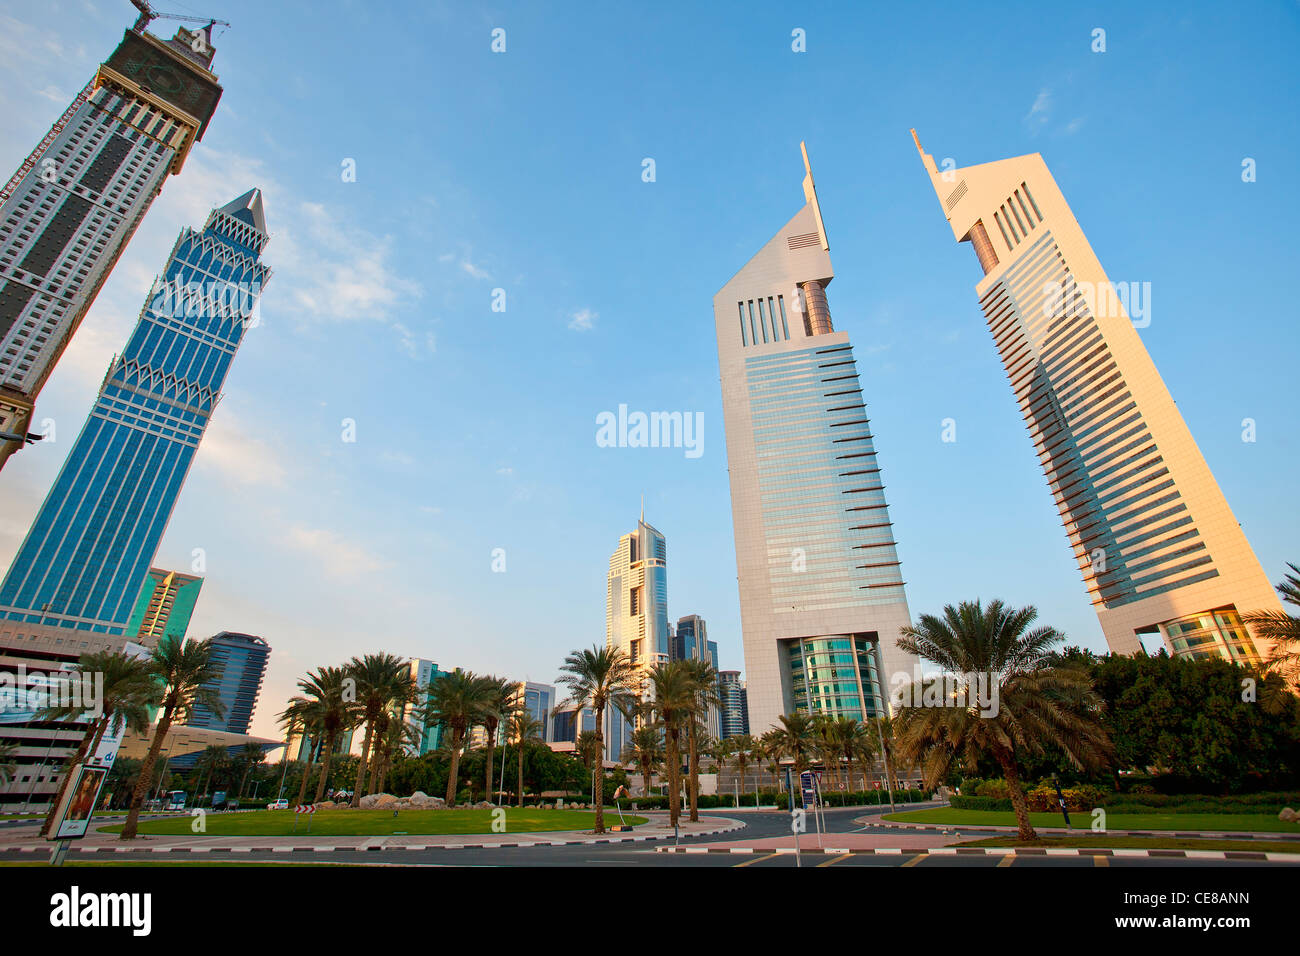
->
(0, 21, 225, 469)
(405, 658, 452, 754)
(515, 681, 556, 744)
(673, 614, 721, 737)
(0, 190, 271, 635)
(604, 514, 669, 761)
(912, 132, 1283, 664)
(718, 670, 749, 738)
(187, 631, 269, 735)
(124, 568, 203, 647)
(672, 614, 708, 663)
(713, 144, 918, 735)
(606, 515, 670, 673)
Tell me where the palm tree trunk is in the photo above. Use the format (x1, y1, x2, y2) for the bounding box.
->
(687, 721, 700, 823)
(120, 707, 176, 840)
(666, 727, 681, 827)
(642, 767, 651, 800)
(351, 718, 375, 807)
(484, 733, 495, 806)
(592, 705, 605, 833)
(996, 751, 1037, 842)
(517, 744, 525, 807)
(296, 738, 318, 806)
(445, 730, 463, 806)
(40, 715, 106, 837)
(314, 731, 336, 804)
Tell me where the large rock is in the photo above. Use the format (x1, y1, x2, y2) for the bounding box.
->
(359, 793, 399, 810)
(1281, 807, 1297, 823)
(312, 801, 338, 811)
(408, 793, 445, 809)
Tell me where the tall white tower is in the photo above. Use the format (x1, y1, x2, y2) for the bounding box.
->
(713, 145, 917, 736)
(913, 131, 1282, 662)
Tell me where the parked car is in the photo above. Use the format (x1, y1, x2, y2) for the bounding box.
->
(267, 799, 289, 810)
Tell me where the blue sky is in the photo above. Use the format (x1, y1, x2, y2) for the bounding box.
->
(0, 1, 1296, 740)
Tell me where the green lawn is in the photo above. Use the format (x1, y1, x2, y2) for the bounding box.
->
(957, 835, 1300, 854)
(100, 808, 647, 837)
(884, 807, 1300, 833)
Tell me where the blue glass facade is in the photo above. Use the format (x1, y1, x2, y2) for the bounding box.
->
(0, 191, 270, 634)
(745, 344, 907, 615)
(188, 630, 270, 734)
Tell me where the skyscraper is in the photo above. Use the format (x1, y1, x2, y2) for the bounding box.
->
(603, 515, 668, 760)
(912, 132, 1283, 663)
(124, 567, 204, 647)
(606, 515, 670, 675)
(713, 144, 918, 735)
(515, 680, 556, 744)
(0, 190, 271, 636)
(0, 21, 225, 469)
(186, 631, 270, 735)
(404, 658, 452, 754)
(717, 670, 749, 739)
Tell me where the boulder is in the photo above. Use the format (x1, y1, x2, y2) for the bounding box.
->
(1281, 807, 1297, 823)
(312, 801, 338, 811)
(359, 793, 399, 810)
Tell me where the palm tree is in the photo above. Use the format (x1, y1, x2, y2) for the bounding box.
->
(371, 711, 420, 795)
(120, 637, 225, 840)
(556, 645, 639, 834)
(422, 669, 490, 806)
(193, 745, 231, 803)
(706, 735, 732, 803)
(478, 676, 515, 805)
(37, 649, 157, 836)
(1243, 562, 1300, 683)
(292, 666, 354, 804)
(646, 660, 696, 827)
(770, 712, 816, 771)
(577, 730, 603, 799)
(0, 741, 17, 787)
(622, 722, 664, 799)
(760, 730, 783, 792)
(811, 715, 841, 789)
(726, 734, 758, 802)
(505, 707, 543, 807)
(680, 658, 722, 822)
(235, 742, 265, 798)
(893, 599, 1113, 841)
(345, 653, 412, 806)
(280, 695, 325, 807)
(836, 718, 875, 791)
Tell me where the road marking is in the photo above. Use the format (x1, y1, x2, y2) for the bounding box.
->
(997, 854, 1014, 867)
(1093, 855, 1109, 867)
(734, 852, 781, 867)
(817, 853, 851, 867)
(900, 854, 925, 867)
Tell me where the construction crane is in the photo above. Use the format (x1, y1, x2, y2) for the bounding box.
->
(128, 0, 229, 36)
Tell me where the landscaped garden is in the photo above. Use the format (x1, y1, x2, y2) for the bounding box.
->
(885, 806, 1300, 833)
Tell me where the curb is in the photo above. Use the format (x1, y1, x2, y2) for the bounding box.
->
(2, 820, 746, 855)
(862, 820, 1300, 841)
(655, 845, 1300, 862)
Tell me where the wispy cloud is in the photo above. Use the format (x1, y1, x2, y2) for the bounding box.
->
(284, 524, 390, 578)
(193, 411, 289, 488)
(1025, 88, 1052, 131)
(568, 308, 597, 332)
